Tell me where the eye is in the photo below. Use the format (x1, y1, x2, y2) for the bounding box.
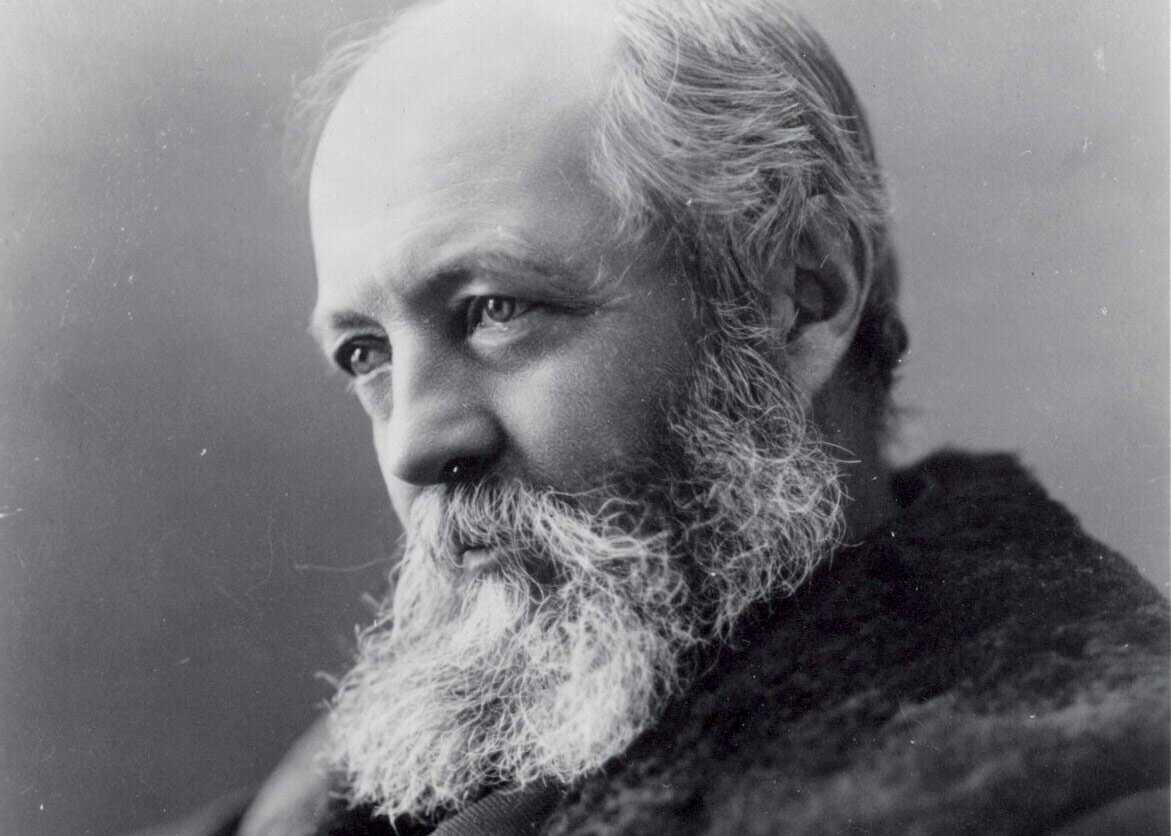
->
(334, 334, 391, 377)
(467, 295, 530, 332)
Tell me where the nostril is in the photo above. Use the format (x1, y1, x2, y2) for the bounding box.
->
(441, 457, 484, 484)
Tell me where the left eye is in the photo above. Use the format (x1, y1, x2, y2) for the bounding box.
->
(468, 295, 529, 330)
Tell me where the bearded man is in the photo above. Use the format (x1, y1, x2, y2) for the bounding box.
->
(144, 1, 1168, 834)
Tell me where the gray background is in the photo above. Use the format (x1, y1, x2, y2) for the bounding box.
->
(2, 2, 1166, 834)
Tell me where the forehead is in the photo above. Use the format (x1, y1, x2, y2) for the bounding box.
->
(309, 0, 622, 313)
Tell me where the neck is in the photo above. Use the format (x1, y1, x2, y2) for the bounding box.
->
(811, 369, 897, 542)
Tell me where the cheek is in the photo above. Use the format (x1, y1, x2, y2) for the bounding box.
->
(387, 482, 415, 527)
(497, 321, 696, 488)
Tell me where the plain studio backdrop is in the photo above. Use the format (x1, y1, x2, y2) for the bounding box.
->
(1, 2, 1166, 834)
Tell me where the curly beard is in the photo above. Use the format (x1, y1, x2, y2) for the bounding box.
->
(326, 331, 845, 823)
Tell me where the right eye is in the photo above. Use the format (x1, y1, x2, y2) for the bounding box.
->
(334, 335, 391, 377)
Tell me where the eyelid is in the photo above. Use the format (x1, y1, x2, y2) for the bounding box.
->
(466, 294, 533, 328)
(457, 264, 598, 304)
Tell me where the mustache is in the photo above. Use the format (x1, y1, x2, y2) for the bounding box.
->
(403, 475, 678, 578)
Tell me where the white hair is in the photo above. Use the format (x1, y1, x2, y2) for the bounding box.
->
(596, 0, 906, 394)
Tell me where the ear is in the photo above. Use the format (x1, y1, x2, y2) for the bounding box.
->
(769, 198, 870, 401)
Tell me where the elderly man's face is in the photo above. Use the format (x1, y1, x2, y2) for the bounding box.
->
(308, 0, 843, 822)
(310, 0, 701, 529)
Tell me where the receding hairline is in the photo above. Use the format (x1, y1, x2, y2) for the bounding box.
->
(292, 0, 907, 407)
(292, 0, 623, 183)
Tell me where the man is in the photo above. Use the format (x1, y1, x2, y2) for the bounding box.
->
(151, 1, 1168, 833)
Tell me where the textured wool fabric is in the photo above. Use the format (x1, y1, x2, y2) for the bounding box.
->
(147, 451, 1169, 836)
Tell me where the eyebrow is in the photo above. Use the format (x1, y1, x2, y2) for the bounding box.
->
(407, 246, 580, 296)
(311, 311, 381, 339)
(309, 242, 586, 346)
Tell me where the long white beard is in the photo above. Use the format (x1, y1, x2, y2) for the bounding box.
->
(327, 335, 845, 823)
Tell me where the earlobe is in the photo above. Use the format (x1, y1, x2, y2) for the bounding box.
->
(771, 204, 870, 400)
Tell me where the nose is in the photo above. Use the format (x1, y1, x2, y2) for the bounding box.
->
(375, 347, 503, 487)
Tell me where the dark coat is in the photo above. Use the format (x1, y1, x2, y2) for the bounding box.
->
(145, 452, 1170, 836)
